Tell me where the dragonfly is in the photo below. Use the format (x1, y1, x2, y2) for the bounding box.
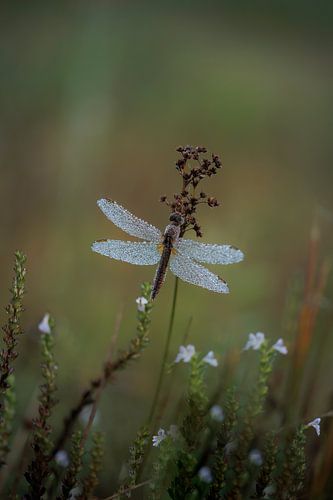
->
(92, 199, 244, 300)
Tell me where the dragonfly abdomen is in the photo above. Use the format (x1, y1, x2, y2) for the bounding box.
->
(151, 246, 172, 300)
(151, 225, 179, 300)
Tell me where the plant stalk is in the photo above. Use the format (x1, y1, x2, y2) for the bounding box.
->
(148, 277, 179, 426)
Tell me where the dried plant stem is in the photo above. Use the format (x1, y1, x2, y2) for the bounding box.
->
(148, 277, 179, 426)
(52, 332, 135, 455)
(53, 283, 152, 456)
(81, 311, 122, 449)
(102, 479, 151, 499)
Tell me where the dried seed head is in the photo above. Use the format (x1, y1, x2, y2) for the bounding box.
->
(212, 154, 222, 167)
(207, 197, 219, 207)
(160, 145, 223, 237)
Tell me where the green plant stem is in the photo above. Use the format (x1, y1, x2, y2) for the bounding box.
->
(148, 277, 179, 426)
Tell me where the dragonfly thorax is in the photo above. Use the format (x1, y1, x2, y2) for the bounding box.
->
(169, 212, 184, 225)
(163, 224, 181, 249)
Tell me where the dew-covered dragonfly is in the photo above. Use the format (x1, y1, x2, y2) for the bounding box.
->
(92, 199, 244, 300)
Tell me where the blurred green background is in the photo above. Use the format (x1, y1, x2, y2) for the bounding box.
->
(0, 1, 332, 492)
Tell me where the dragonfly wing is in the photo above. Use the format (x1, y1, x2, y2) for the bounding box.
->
(176, 239, 244, 265)
(170, 252, 229, 293)
(92, 240, 160, 265)
(97, 199, 162, 242)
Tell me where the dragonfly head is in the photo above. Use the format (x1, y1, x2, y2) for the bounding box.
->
(169, 212, 184, 226)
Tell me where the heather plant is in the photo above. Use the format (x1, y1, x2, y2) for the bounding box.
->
(0, 146, 332, 499)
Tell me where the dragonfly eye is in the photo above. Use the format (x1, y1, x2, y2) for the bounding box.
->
(169, 213, 184, 225)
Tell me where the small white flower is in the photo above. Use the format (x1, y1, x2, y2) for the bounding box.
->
(272, 338, 288, 355)
(244, 332, 265, 351)
(198, 466, 213, 483)
(249, 449, 263, 466)
(69, 486, 82, 499)
(203, 351, 218, 367)
(210, 404, 224, 422)
(38, 313, 51, 334)
(168, 425, 179, 440)
(263, 484, 276, 497)
(136, 296, 148, 312)
(306, 417, 321, 436)
(79, 404, 100, 426)
(152, 428, 167, 447)
(174, 344, 196, 363)
(55, 450, 70, 467)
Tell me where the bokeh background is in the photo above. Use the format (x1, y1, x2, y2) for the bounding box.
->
(0, 1, 333, 493)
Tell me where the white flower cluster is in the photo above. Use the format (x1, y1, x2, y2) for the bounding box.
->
(198, 466, 213, 483)
(136, 296, 148, 312)
(152, 425, 178, 447)
(174, 345, 218, 367)
(248, 449, 263, 466)
(243, 332, 288, 355)
(209, 404, 224, 422)
(38, 313, 51, 334)
(55, 450, 70, 468)
(306, 417, 321, 436)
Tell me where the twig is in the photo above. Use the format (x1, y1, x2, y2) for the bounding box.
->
(53, 284, 152, 457)
(81, 311, 123, 448)
(101, 479, 151, 499)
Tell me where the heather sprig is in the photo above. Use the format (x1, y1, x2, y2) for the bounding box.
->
(79, 431, 104, 499)
(114, 281, 153, 368)
(0, 374, 16, 466)
(275, 426, 306, 499)
(150, 431, 179, 499)
(249, 337, 277, 417)
(222, 334, 286, 497)
(253, 432, 278, 499)
(24, 314, 58, 499)
(59, 430, 84, 500)
(0, 251, 26, 466)
(117, 425, 150, 498)
(208, 389, 239, 498)
(0, 251, 27, 393)
(168, 351, 210, 499)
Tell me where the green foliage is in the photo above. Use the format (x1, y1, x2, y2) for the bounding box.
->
(115, 282, 153, 368)
(0, 251, 26, 467)
(168, 354, 208, 499)
(150, 434, 178, 499)
(0, 374, 16, 466)
(208, 389, 239, 498)
(0, 254, 329, 498)
(60, 430, 84, 500)
(275, 426, 306, 499)
(0, 251, 27, 392)
(80, 431, 104, 499)
(24, 315, 58, 499)
(253, 432, 277, 498)
(119, 425, 150, 497)
(223, 339, 277, 497)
